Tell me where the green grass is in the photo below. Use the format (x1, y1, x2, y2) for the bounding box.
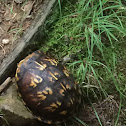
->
(40, 0, 126, 125)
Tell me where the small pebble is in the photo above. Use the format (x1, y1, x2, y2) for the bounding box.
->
(14, 0, 25, 4)
(2, 39, 10, 45)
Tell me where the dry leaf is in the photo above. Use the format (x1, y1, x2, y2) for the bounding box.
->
(21, 1, 34, 15)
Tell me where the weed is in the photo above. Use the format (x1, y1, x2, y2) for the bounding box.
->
(41, 0, 126, 125)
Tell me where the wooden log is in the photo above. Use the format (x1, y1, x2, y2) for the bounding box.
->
(0, 0, 56, 84)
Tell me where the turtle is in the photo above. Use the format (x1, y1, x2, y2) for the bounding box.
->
(15, 50, 81, 124)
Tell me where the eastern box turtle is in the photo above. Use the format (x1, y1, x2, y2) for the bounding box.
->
(15, 50, 80, 124)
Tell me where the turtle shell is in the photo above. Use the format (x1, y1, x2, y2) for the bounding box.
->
(15, 50, 80, 124)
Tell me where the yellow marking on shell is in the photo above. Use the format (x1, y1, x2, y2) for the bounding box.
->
(42, 90, 48, 94)
(45, 87, 53, 95)
(24, 53, 37, 64)
(49, 71, 58, 80)
(48, 77, 53, 82)
(66, 84, 71, 89)
(17, 59, 25, 69)
(15, 65, 21, 81)
(38, 94, 46, 100)
(47, 121, 52, 124)
(50, 103, 58, 108)
(35, 61, 47, 70)
(60, 83, 66, 90)
(15, 72, 19, 81)
(16, 66, 20, 73)
(30, 80, 37, 88)
(37, 91, 42, 95)
(56, 101, 61, 106)
(20, 53, 36, 67)
(37, 91, 46, 100)
(34, 75, 43, 83)
(59, 111, 67, 115)
(59, 89, 65, 96)
(44, 107, 56, 112)
(63, 67, 69, 77)
(44, 58, 58, 66)
(33, 78, 39, 83)
(30, 75, 42, 88)
(54, 72, 59, 76)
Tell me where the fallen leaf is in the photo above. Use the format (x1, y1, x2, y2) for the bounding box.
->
(21, 1, 34, 15)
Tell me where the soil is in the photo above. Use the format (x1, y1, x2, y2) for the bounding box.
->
(0, 0, 43, 65)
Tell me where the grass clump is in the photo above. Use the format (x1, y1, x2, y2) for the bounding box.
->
(40, 0, 126, 125)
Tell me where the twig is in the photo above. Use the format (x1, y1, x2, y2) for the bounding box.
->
(0, 77, 12, 93)
(0, 44, 6, 55)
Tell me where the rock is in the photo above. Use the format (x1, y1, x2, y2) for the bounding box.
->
(0, 81, 38, 126)
(0, 80, 62, 126)
(2, 39, 10, 45)
(14, 0, 25, 3)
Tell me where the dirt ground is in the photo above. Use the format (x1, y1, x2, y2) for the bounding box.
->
(0, 0, 43, 65)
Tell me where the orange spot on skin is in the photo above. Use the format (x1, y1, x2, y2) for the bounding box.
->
(59, 111, 67, 115)
(59, 89, 65, 96)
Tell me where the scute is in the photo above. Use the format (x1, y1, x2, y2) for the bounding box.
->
(15, 50, 80, 124)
